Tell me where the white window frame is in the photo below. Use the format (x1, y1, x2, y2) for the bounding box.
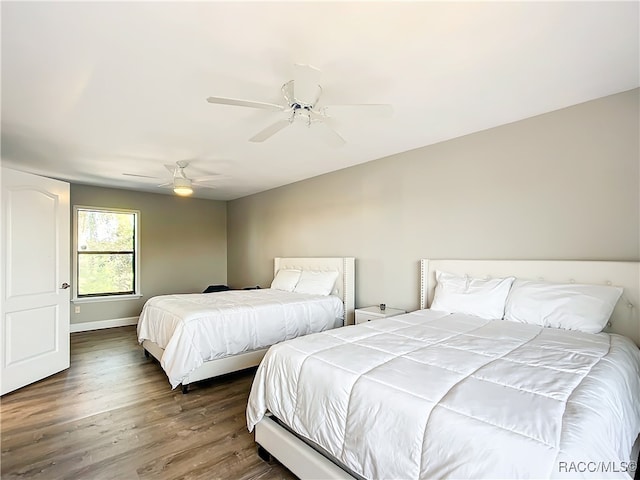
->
(72, 205, 142, 303)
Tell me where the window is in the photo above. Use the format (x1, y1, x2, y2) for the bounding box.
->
(73, 206, 140, 301)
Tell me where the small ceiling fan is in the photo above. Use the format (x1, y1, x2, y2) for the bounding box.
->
(123, 160, 220, 196)
(206, 64, 392, 146)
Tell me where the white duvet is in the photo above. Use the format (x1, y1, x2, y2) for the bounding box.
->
(137, 289, 343, 388)
(247, 309, 640, 479)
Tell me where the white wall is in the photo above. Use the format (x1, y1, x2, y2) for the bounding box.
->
(227, 89, 639, 313)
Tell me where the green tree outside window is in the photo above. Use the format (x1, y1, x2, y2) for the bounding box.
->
(76, 208, 139, 297)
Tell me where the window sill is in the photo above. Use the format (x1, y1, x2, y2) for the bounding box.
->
(72, 294, 143, 304)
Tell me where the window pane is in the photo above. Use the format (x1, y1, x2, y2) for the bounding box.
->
(78, 253, 134, 295)
(77, 210, 134, 252)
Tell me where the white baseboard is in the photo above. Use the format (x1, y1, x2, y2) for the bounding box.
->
(70, 316, 139, 333)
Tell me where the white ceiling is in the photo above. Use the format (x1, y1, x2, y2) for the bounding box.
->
(2, 1, 638, 201)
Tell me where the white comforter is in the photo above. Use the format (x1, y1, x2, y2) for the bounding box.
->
(247, 309, 640, 479)
(137, 289, 343, 388)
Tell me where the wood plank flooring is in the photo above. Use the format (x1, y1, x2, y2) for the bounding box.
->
(0, 326, 297, 480)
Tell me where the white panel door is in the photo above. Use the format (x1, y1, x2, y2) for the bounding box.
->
(1, 167, 70, 395)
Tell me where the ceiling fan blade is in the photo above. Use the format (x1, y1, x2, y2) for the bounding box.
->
(249, 119, 291, 143)
(192, 182, 217, 188)
(293, 64, 322, 105)
(206, 96, 283, 111)
(157, 182, 172, 187)
(323, 104, 393, 118)
(316, 122, 346, 147)
(165, 164, 178, 174)
(192, 174, 221, 182)
(122, 173, 159, 179)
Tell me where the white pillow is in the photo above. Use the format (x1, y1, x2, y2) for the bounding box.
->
(430, 270, 515, 320)
(270, 269, 301, 292)
(504, 279, 623, 334)
(293, 270, 339, 296)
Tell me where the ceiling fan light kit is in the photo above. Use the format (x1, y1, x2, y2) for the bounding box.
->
(206, 63, 392, 146)
(172, 177, 193, 196)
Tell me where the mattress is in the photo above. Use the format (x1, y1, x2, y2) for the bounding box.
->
(247, 309, 640, 479)
(137, 288, 344, 388)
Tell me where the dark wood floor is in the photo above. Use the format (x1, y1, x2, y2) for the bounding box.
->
(0, 326, 297, 480)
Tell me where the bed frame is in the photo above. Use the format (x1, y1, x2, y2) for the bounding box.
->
(254, 259, 640, 479)
(142, 256, 355, 393)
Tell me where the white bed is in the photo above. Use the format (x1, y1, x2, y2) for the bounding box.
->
(137, 257, 355, 392)
(248, 259, 640, 479)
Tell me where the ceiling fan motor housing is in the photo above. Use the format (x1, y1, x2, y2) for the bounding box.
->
(282, 80, 321, 109)
(173, 177, 192, 189)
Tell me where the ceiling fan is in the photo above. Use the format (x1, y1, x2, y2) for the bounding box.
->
(206, 64, 392, 146)
(123, 160, 220, 196)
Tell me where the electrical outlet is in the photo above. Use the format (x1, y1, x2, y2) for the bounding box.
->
(74, 306, 81, 314)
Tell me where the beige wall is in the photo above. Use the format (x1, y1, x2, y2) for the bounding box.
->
(71, 185, 227, 325)
(227, 88, 639, 313)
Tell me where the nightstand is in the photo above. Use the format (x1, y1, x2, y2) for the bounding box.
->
(355, 306, 406, 325)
